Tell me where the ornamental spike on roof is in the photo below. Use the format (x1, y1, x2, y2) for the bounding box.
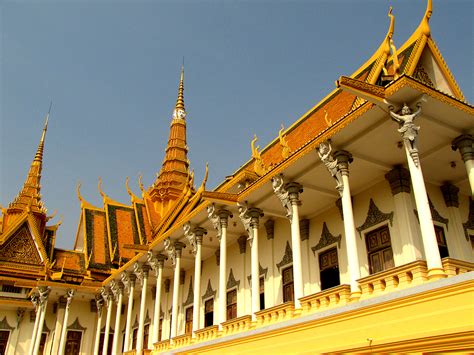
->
(8, 108, 51, 215)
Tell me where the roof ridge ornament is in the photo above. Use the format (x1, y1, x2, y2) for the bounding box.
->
(251, 134, 268, 176)
(419, 0, 433, 37)
(278, 124, 292, 159)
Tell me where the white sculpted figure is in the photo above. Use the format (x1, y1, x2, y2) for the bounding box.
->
(237, 202, 254, 242)
(389, 103, 422, 167)
(207, 203, 222, 240)
(164, 237, 176, 266)
(317, 141, 343, 194)
(272, 174, 292, 219)
(183, 222, 197, 254)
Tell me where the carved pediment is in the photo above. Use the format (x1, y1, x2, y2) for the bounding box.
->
(0, 225, 42, 265)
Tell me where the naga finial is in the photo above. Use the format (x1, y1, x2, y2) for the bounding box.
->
(138, 175, 145, 194)
(279, 124, 292, 159)
(251, 134, 268, 176)
(98, 177, 106, 199)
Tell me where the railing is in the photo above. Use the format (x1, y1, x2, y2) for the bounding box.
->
(442, 258, 474, 276)
(153, 339, 170, 352)
(357, 260, 428, 300)
(299, 284, 351, 314)
(172, 333, 192, 348)
(254, 301, 295, 327)
(221, 315, 253, 335)
(194, 325, 220, 342)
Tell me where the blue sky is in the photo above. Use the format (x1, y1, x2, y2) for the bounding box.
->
(1, 0, 472, 249)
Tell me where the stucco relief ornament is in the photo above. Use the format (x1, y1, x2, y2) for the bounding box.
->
(237, 202, 254, 244)
(65, 289, 75, 309)
(133, 262, 144, 285)
(389, 103, 422, 167)
(38, 286, 50, 306)
(183, 222, 197, 255)
(95, 294, 104, 314)
(164, 237, 177, 266)
(317, 141, 343, 196)
(272, 174, 292, 220)
(173, 108, 186, 120)
(30, 293, 40, 311)
(207, 203, 222, 241)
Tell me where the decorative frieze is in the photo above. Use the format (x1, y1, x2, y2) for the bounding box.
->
(440, 183, 459, 208)
(264, 219, 275, 240)
(300, 219, 310, 241)
(276, 241, 293, 271)
(312, 222, 341, 253)
(389, 103, 423, 167)
(385, 166, 411, 195)
(237, 235, 247, 254)
(356, 199, 394, 237)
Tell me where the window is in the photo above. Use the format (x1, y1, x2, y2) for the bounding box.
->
(282, 266, 294, 303)
(204, 299, 214, 327)
(158, 318, 163, 342)
(226, 289, 237, 320)
(319, 248, 340, 290)
(98, 332, 113, 355)
(185, 307, 193, 334)
(435, 225, 449, 258)
(0, 284, 22, 294)
(132, 328, 138, 351)
(0, 331, 10, 355)
(65, 331, 82, 355)
(259, 277, 265, 310)
(143, 324, 149, 349)
(366, 226, 394, 274)
(38, 332, 47, 355)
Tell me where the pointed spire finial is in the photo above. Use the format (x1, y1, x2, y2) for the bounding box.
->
(175, 64, 185, 112)
(420, 0, 433, 37)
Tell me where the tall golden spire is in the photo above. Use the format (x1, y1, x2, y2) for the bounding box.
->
(151, 66, 191, 202)
(8, 106, 51, 215)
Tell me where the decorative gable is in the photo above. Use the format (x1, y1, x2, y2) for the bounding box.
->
(0, 224, 42, 265)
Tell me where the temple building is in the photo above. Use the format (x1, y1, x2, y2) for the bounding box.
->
(0, 1, 473, 354)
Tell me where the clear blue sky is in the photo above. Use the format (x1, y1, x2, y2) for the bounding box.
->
(1, 0, 472, 250)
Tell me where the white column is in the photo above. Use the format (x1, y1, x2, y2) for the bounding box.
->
(238, 203, 263, 319)
(389, 104, 445, 280)
(148, 253, 166, 345)
(135, 263, 151, 352)
(28, 294, 41, 355)
(207, 205, 232, 327)
(58, 289, 75, 355)
(452, 134, 474, 196)
(122, 272, 136, 352)
(32, 286, 50, 355)
(405, 140, 445, 279)
(111, 282, 124, 355)
(51, 300, 66, 355)
(385, 167, 423, 262)
(101, 289, 113, 355)
(93, 296, 104, 355)
(166, 240, 185, 340)
(334, 151, 362, 299)
(189, 227, 206, 335)
(287, 183, 304, 307)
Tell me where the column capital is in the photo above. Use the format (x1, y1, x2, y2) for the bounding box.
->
(110, 280, 124, 303)
(334, 150, 353, 176)
(164, 238, 186, 266)
(452, 134, 474, 162)
(146, 251, 167, 272)
(183, 222, 207, 255)
(65, 289, 75, 309)
(237, 202, 263, 245)
(120, 271, 136, 294)
(38, 286, 50, 306)
(134, 263, 151, 284)
(272, 174, 301, 219)
(207, 204, 233, 240)
(385, 166, 411, 195)
(100, 287, 112, 306)
(440, 183, 459, 208)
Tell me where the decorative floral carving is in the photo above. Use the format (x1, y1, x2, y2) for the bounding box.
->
(182, 279, 194, 307)
(413, 65, 434, 87)
(226, 269, 240, 290)
(312, 222, 341, 253)
(201, 280, 216, 302)
(0, 226, 42, 265)
(357, 199, 394, 237)
(276, 241, 293, 271)
(247, 263, 268, 286)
